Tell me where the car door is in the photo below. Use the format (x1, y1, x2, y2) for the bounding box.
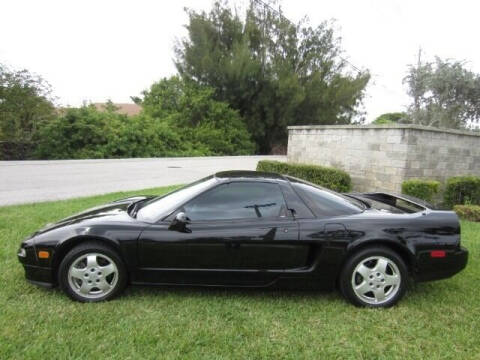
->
(287, 178, 366, 279)
(137, 181, 307, 286)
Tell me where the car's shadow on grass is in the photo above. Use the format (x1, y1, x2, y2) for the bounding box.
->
(42, 277, 460, 307)
(40, 282, 340, 304)
(121, 284, 342, 303)
(121, 276, 459, 300)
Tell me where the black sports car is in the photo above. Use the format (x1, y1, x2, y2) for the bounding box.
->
(18, 171, 468, 307)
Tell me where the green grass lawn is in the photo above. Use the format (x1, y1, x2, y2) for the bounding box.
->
(1, 186, 479, 359)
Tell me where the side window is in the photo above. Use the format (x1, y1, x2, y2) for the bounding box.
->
(183, 182, 287, 221)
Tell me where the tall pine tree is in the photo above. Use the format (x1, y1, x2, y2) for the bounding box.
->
(175, 0, 370, 153)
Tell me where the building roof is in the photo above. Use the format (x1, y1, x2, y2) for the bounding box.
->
(93, 103, 141, 116)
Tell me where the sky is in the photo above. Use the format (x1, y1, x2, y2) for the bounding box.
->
(1, 0, 479, 122)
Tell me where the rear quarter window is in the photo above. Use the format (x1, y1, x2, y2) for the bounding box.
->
(290, 181, 363, 218)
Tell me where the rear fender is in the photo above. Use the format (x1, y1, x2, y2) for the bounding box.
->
(345, 238, 416, 271)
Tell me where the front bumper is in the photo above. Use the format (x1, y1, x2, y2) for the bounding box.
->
(18, 245, 55, 288)
(415, 246, 468, 282)
(22, 264, 55, 288)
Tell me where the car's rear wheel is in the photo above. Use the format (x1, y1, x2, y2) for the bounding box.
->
(339, 246, 407, 307)
(58, 242, 127, 302)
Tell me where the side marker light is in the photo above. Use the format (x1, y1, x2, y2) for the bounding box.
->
(38, 250, 50, 259)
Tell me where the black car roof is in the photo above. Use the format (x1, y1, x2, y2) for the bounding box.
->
(214, 170, 285, 181)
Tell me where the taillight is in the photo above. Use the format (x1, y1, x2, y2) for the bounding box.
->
(430, 250, 446, 258)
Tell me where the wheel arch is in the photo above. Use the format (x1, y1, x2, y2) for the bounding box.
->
(343, 239, 415, 276)
(52, 236, 123, 282)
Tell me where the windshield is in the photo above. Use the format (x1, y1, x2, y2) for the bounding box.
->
(136, 176, 218, 222)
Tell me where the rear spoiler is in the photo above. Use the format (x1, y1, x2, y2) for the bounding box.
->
(348, 192, 434, 212)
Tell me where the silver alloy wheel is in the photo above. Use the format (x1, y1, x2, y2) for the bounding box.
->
(68, 252, 118, 299)
(351, 255, 401, 305)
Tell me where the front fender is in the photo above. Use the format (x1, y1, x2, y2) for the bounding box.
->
(34, 223, 142, 285)
(53, 234, 122, 269)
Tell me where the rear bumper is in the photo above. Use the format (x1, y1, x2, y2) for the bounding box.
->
(415, 246, 468, 282)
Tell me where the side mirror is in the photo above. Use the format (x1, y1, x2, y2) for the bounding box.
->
(169, 212, 191, 232)
(175, 212, 189, 223)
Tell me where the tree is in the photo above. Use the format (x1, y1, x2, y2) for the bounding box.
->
(175, 0, 370, 153)
(0, 64, 55, 143)
(372, 112, 409, 125)
(404, 53, 480, 129)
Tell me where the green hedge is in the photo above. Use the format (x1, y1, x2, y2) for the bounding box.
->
(454, 205, 480, 222)
(256, 160, 351, 192)
(401, 179, 440, 203)
(34, 104, 254, 159)
(444, 176, 480, 207)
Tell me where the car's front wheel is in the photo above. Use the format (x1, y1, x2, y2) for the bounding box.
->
(339, 246, 407, 307)
(58, 242, 127, 302)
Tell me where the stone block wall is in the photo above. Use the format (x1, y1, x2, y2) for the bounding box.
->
(287, 125, 480, 193)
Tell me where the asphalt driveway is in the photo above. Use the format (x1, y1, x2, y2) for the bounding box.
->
(0, 156, 285, 206)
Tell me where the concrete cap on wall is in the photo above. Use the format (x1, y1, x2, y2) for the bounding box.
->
(287, 124, 480, 137)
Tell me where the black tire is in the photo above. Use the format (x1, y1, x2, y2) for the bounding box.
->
(58, 241, 127, 302)
(339, 246, 407, 308)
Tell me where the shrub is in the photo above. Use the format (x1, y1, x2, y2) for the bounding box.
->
(454, 205, 480, 222)
(256, 160, 351, 192)
(34, 99, 254, 159)
(0, 141, 33, 160)
(401, 179, 440, 203)
(166, 96, 255, 156)
(444, 176, 480, 207)
(34, 107, 192, 159)
(103, 114, 194, 158)
(140, 76, 255, 156)
(34, 106, 116, 159)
